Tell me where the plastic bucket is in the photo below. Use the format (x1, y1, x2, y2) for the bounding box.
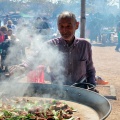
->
(27, 65, 45, 83)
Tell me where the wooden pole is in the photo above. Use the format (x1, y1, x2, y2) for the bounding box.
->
(80, 0, 86, 38)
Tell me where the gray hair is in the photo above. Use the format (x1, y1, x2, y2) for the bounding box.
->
(57, 11, 77, 23)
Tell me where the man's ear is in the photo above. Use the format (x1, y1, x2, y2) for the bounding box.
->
(76, 22, 79, 29)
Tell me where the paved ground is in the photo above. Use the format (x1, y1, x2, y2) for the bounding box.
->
(92, 43, 120, 120)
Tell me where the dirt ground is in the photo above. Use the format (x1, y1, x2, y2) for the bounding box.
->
(92, 43, 120, 120)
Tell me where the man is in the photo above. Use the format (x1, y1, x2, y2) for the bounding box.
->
(46, 11, 96, 86)
(10, 11, 97, 89)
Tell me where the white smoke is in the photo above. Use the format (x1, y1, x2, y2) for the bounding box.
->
(3, 17, 66, 85)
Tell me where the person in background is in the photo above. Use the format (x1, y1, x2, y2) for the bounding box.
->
(7, 28, 22, 66)
(6, 20, 16, 32)
(7, 28, 16, 42)
(115, 21, 120, 52)
(0, 29, 5, 43)
(0, 26, 8, 40)
(35, 16, 51, 37)
(4, 15, 10, 25)
(12, 18, 18, 25)
(34, 17, 42, 33)
(39, 17, 50, 32)
(0, 26, 10, 73)
(39, 17, 52, 40)
(9, 11, 99, 92)
(0, 20, 1, 27)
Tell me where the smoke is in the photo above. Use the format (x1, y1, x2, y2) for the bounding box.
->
(2, 16, 66, 85)
(0, 14, 68, 99)
(25, 38, 66, 84)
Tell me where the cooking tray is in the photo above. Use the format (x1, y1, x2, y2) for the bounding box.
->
(0, 82, 111, 120)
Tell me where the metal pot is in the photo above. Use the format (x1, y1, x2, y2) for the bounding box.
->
(0, 82, 111, 120)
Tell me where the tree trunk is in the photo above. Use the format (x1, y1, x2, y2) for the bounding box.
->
(80, 0, 86, 38)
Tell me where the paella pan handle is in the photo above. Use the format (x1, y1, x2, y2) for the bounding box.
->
(72, 82, 96, 90)
(71, 77, 96, 91)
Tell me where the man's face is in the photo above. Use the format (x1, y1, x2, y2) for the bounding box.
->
(58, 18, 79, 41)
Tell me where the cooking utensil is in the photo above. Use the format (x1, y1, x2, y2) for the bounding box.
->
(0, 82, 111, 120)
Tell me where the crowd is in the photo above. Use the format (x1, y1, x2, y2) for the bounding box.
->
(0, 21, 19, 75)
(0, 14, 52, 76)
(86, 12, 119, 45)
